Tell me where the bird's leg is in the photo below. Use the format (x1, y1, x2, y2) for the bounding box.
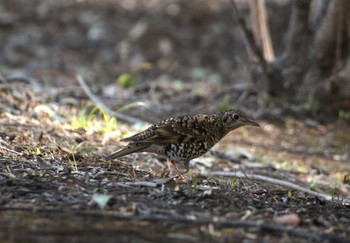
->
(183, 162, 189, 174)
(170, 160, 186, 180)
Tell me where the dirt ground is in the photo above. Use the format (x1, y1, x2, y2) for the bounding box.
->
(1, 1, 349, 242)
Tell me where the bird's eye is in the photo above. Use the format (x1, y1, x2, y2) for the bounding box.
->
(233, 114, 240, 120)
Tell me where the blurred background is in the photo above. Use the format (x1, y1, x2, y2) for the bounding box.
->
(1, 2, 349, 241)
(1, 0, 350, 124)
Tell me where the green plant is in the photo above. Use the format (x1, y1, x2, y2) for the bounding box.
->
(67, 142, 86, 172)
(338, 109, 350, 121)
(191, 175, 200, 192)
(36, 147, 41, 156)
(69, 106, 118, 133)
(325, 182, 342, 196)
(217, 95, 230, 111)
(117, 73, 134, 88)
(308, 180, 319, 191)
(26, 143, 41, 156)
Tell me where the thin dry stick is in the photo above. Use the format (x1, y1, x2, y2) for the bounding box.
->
(76, 74, 145, 124)
(334, 1, 345, 82)
(249, 0, 275, 61)
(204, 171, 350, 205)
(228, 0, 271, 81)
(0, 72, 41, 86)
(0, 145, 22, 156)
(124, 181, 159, 188)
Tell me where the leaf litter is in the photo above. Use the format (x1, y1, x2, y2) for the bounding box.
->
(1, 0, 350, 241)
(0, 81, 349, 242)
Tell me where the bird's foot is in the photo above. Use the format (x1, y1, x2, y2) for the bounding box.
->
(170, 160, 190, 181)
(177, 174, 187, 181)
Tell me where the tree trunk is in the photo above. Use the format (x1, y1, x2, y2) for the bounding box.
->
(267, 0, 350, 112)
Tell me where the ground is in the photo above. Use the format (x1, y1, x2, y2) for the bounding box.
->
(0, 1, 350, 242)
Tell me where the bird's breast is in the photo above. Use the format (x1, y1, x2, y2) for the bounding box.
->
(164, 140, 213, 161)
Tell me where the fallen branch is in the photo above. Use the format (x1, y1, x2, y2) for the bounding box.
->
(124, 181, 159, 188)
(0, 207, 347, 242)
(203, 171, 350, 205)
(74, 211, 346, 241)
(76, 74, 145, 124)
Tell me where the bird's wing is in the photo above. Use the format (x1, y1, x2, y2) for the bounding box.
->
(121, 114, 216, 144)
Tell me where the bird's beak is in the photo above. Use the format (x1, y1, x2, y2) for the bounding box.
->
(247, 119, 260, 127)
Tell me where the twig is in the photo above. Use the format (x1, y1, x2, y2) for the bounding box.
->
(249, 0, 275, 61)
(203, 171, 350, 205)
(124, 181, 159, 188)
(0, 72, 41, 86)
(228, 0, 271, 82)
(334, 0, 345, 82)
(65, 174, 96, 190)
(0, 145, 22, 156)
(76, 74, 145, 124)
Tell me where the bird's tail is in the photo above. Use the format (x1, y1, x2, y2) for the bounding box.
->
(106, 143, 149, 160)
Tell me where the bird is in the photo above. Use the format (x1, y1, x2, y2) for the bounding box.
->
(107, 108, 259, 178)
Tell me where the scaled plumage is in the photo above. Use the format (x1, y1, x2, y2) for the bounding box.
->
(107, 108, 259, 176)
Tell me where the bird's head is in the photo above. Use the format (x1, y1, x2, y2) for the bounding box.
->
(220, 108, 259, 132)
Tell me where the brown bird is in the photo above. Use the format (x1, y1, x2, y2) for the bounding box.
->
(107, 108, 259, 178)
